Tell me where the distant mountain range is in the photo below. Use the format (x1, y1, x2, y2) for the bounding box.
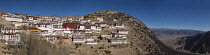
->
(150, 28, 206, 53)
(176, 31, 210, 54)
(150, 28, 205, 36)
(151, 28, 210, 54)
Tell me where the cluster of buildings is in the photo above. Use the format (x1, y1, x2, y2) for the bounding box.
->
(0, 25, 22, 42)
(0, 13, 129, 44)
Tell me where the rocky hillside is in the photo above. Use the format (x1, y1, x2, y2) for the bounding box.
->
(0, 10, 6, 15)
(0, 10, 192, 55)
(176, 31, 210, 54)
(150, 28, 205, 51)
(0, 10, 17, 29)
(150, 28, 205, 36)
(86, 10, 191, 55)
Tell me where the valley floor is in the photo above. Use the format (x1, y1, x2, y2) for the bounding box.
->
(157, 35, 204, 55)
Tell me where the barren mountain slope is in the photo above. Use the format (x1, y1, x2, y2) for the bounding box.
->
(0, 10, 6, 14)
(150, 28, 205, 49)
(85, 10, 192, 55)
(0, 17, 18, 29)
(177, 31, 210, 54)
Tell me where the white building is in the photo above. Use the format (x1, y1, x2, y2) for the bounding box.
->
(96, 26, 102, 31)
(97, 17, 103, 22)
(35, 30, 51, 36)
(91, 25, 97, 30)
(115, 24, 124, 28)
(72, 35, 86, 42)
(86, 41, 97, 44)
(109, 25, 115, 29)
(1, 14, 10, 17)
(0, 29, 25, 33)
(0, 33, 21, 41)
(114, 34, 127, 38)
(111, 34, 127, 44)
(79, 25, 85, 30)
(36, 23, 52, 30)
(90, 20, 99, 24)
(44, 36, 58, 43)
(85, 30, 93, 33)
(63, 30, 73, 34)
(12, 22, 28, 27)
(101, 34, 112, 39)
(80, 19, 89, 23)
(111, 38, 127, 44)
(4, 17, 23, 22)
(118, 29, 128, 34)
(0, 25, 6, 29)
(52, 30, 65, 36)
(100, 23, 107, 27)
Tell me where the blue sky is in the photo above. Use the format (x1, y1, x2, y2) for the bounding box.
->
(0, 0, 210, 31)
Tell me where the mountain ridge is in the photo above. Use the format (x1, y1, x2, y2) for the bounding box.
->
(150, 28, 205, 53)
(86, 10, 191, 55)
(150, 28, 205, 36)
(176, 31, 210, 54)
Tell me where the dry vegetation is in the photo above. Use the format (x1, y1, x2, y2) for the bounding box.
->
(10, 30, 132, 55)
(0, 40, 6, 55)
(12, 32, 72, 55)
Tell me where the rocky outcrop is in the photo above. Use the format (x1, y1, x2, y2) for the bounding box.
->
(86, 10, 191, 55)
